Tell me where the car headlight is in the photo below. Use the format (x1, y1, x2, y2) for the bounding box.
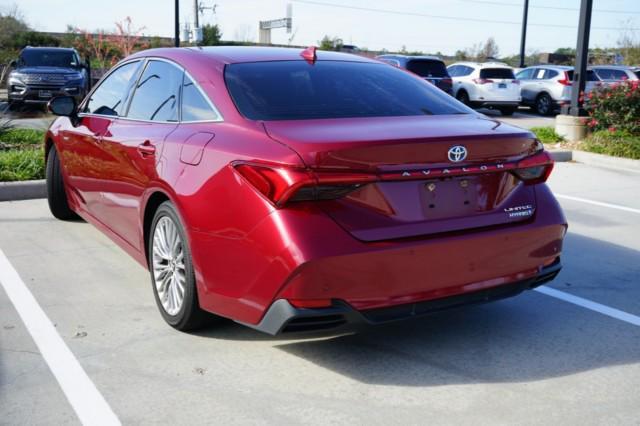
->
(8, 72, 25, 83)
(64, 72, 83, 81)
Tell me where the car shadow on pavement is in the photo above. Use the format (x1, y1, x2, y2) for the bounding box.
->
(200, 233, 640, 386)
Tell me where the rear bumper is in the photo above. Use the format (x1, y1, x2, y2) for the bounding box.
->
(244, 259, 562, 335)
(471, 100, 520, 108)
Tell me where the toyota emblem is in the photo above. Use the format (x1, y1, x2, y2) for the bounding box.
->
(447, 145, 468, 163)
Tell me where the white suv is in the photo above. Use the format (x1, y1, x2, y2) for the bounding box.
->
(447, 62, 521, 116)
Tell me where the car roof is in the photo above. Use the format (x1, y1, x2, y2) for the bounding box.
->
(449, 61, 511, 68)
(128, 46, 375, 65)
(591, 65, 636, 70)
(377, 54, 443, 62)
(527, 65, 573, 70)
(21, 46, 76, 52)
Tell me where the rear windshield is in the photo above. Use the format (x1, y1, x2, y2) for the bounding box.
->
(479, 68, 515, 79)
(19, 50, 75, 68)
(225, 61, 470, 121)
(566, 70, 598, 81)
(406, 59, 448, 78)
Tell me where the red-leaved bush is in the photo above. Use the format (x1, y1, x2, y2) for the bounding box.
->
(585, 80, 640, 135)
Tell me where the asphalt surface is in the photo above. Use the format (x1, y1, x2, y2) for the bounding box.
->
(1, 161, 639, 425)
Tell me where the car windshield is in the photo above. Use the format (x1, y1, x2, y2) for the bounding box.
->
(406, 60, 448, 78)
(19, 50, 75, 68)
(224, 61, 470, 121)
(479, 68, 515, 79)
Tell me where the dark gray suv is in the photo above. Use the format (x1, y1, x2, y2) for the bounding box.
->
(7, 47, 89, 107)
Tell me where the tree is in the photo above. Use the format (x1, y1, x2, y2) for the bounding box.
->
(202, 24, 222, 46)
(454, 50, 468, 61)
(318, 35, 343, 51)
(112, 16, 147, 57)
(618, 24, 640, 65)
(478, 37, 499, 61)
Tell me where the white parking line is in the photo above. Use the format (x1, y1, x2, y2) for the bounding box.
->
(535, 286, 640, 327)
(555, 194, 640, 215)
(0, 249, 121, 426)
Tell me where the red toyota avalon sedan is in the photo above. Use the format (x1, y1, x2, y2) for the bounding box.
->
(44, 46, 566, 334)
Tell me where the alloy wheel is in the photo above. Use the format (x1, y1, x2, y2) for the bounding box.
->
(152, 216, 186, 316)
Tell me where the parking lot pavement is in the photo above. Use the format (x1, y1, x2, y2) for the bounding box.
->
(1, 162, 639, 424)
(485, 108, 556, 130)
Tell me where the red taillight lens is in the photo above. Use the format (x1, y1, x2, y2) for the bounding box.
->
(473, 78, 494, 84)
(511, 151, 554, 185)
(558, 72, 573, 86)
(512, 79, 520, 85)
(442, 78, 453, 85)
(234, 163, 376, 206)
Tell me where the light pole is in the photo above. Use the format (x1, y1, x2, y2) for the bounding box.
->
(174, 0, 180, 47)
(519, 0, 529, 68)
(566, 0, 593, 116)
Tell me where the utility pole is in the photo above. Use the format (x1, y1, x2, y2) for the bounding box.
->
(194, 0, 199, 29)
(519, 0, 529, 68)
(565, 0, 593, 116)
(174, 0, 180, 47)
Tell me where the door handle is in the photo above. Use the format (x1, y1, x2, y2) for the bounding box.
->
(137, 140, 156, 156)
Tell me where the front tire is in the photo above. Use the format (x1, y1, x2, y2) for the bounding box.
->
(46, 146, 78, 220)
(535, 93, 554, 116)
(149, 201, 208, 331)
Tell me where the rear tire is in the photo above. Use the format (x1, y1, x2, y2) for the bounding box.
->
(456, 90, 471, 107)
(535, 93, 554, 116)
(149, 201, 210, 331)
(46, 146, 78, 221)
(499, 107, 516, 116)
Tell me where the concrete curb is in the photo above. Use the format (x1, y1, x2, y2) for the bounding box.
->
(548, 150, 573, 162)
(572, 150, 640, 172)
(0, 180, 46, 202)
(548, 148, 640, 171)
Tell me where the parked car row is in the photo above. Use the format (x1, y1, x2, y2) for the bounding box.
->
(376, 55, 639, 116)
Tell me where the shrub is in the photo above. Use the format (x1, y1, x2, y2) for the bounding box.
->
(582, 130, 640, 160)
(531, 127, 565, 144)
(0, 128, 45, 147)
(0, 147, 45, 181)
(585, 80, 640, 135)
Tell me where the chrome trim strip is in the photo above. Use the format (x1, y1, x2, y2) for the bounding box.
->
(79, 56, 224, 124)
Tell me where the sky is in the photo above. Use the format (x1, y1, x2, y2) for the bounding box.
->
(3, 0, 640, 56)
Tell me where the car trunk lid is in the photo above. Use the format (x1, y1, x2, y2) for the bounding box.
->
(262, 115, 543, 242)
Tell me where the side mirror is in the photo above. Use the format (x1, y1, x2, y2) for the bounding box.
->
(48, 96, 78, 117)
(9, 60, 17, 68)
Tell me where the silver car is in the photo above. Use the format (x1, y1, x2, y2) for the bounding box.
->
(515, 65, 599, 116)
(592, 65, 640, 83)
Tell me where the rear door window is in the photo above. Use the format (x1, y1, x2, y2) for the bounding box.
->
(83, 61, 142, 116)
(127, 60, 182, 122)
(406, 60, 448, 78)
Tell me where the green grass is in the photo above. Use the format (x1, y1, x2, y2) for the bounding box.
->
(0, 147, 45, 181)
(530, 127, 565, 144)
(0, 128, 46, 147)
(582, 131, 640, 160)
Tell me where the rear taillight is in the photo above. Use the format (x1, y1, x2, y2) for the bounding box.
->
(442, 78, 453, 85)
(512, 79, 520, 85)
(473, 78, 494, 84)
(511, 151, 554, 185)
(558, 71, 572, 86)
(234, 163, 376, 206)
